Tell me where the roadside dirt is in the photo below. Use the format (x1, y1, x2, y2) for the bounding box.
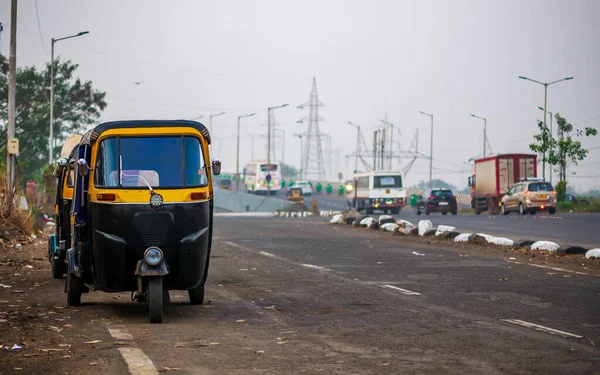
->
(0, 231, 125, 375)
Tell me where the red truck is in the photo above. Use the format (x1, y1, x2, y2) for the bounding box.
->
(467, 154, 537, 215)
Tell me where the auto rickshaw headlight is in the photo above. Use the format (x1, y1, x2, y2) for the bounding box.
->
(150, 192, 163, 208)
(144, 247, 163, 266)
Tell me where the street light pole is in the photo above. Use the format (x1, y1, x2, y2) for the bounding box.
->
(518, 75, 573, 180)
(246, 133, 255, 160)
(469, 114, 487, 158)
(267, 104, 289, 197)
(49, 31, 89, 164)
(236, 113, 256, 191)
(419, 111, 434, 189)
(347, 122, 361, 174)
(209, 112, 226, 136)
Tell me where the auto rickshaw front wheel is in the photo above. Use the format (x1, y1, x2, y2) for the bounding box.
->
(147, 277, 164, 323)
(66, 273, 82, 306)
(188, 284, 205, 305)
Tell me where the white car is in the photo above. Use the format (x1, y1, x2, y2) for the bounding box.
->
(296, 181, 312, 196)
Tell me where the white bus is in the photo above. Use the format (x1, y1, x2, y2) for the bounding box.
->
(347, 171, 407, 214)
(243, 160, 282, 194)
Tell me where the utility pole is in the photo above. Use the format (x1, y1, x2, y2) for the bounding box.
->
(419, 111, 434, 189)
(267, 104, 288, 197)
(347, 122, 360, 173)
(373, 130, 378, 171)
(6, 0, 17, 192)
(236, 113, 256, 191)
(380, 118, 394, 170)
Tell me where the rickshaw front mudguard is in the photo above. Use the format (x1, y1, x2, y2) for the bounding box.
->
(135, 260, 170, 277)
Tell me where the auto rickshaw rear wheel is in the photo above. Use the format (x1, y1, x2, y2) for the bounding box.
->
(147, 277, 164, 323)
(66, 273, 82, 306)
(188, 284, 205, 305)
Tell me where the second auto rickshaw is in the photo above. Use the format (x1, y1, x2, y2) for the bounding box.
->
(286, 187, 304, 205)
(53, 120, 220, 323)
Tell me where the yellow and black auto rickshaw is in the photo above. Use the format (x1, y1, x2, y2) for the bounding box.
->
(286, 187, 304, 205)
(55, 120, 220, 323)
(49, 135, 81, 279)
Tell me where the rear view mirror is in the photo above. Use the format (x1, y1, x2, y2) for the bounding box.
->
(77, 158, 90, 177)
(211, 158, 221, 176)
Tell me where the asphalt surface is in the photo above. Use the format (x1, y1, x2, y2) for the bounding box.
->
(284, 194, 600, 247)
(3, 217, 599, 374)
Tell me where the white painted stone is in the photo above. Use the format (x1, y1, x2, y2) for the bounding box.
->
(585, 249, 600, 259)
(435, 225, 456, 236)
(380, 223, 399, 232)
(454, 233, 472, 242)
(493, 237, 514, 246)
(330, 214, 345, 224)
(418, 220, 432, 236)
(378, 215, 394, 224)
(475, 233, 497, 243)
(531, 241, 560, 252)
(396, 220, 415, 235)
(360, 217, 375, 227)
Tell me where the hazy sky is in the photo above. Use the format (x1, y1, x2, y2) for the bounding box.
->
(1, 0, 599, 190)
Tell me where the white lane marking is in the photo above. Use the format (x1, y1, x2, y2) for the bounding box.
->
(259, 251, 275, 257)
(527, 263, 590, 276)
(301, 264, 331, 272)
(223, 241, 244, 249)
(382, 284, 422, 296)
(107, 325, 134, 341)
(118, 347, 160, 375)
(503, 319, 583, 339)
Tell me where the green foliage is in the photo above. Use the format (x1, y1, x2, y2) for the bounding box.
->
(555, 180, 567, 202)
(546, 113, 597, 183)
(529, 120, 555, 165)
(280, 162, 299, 178)
(410, 179, 457, 191)
(0, 55, 107, 182)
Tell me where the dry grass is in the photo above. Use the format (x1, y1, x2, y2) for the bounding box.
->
(0, 179, 34, 237)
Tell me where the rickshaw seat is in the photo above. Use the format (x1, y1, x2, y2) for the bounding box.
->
(109, 170, 160, 187)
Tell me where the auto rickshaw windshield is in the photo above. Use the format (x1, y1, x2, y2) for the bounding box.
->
(94, 136, 208, 188)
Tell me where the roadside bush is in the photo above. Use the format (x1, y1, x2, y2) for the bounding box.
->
(555, 180, 567, 202)
(0, 188, 34, 236)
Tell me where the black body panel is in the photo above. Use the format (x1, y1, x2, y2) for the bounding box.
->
(89, 201, 211, 292)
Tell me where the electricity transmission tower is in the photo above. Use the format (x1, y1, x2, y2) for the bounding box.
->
(298, 78, 326, 180)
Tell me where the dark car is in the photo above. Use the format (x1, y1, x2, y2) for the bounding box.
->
(215, 178, 232, 190)
(417, 188, 458, 215)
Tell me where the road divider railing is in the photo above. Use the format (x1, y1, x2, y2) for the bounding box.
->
(329, 213, 600, 260)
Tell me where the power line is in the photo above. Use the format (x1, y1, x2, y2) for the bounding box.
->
(105, 94, 260, 112)
(34, 0, 49, 54)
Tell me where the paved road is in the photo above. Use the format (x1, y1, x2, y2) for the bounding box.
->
(277, 193, 600, 247)
(5, 217, 599, 374)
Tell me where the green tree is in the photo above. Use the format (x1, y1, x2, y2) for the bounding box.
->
(548, 113, 597, 183)
(410, 179, 457, 191)
(529, 120, 555, 179)
(280, 162, 299, 178)
(0, 55, 107, 182)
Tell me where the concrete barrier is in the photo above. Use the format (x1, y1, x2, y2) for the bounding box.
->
(213, 189, 292, 212)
